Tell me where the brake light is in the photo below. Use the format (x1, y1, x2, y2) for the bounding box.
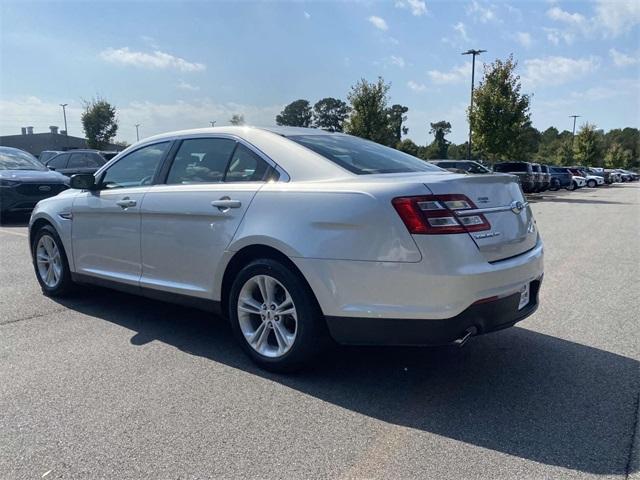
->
(392, 194, 491, 234)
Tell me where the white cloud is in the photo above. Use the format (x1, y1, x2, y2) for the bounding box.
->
(395, 0, 427, 16)
(100, 47, 206, 72)
(177, 80, 200, 91)
(595, 0, 640, 36)
(368, 16, 388, 31)
(390, 55, 406, 68)
(407, 80, 427, 92)
(428, 62, 471, 85)
(544, 27, 575, 45)
(442, 22, 470, 47)
(304, 11, 311, 19)
(609, 48, 638, 67)
(522, 56, 600, 87)
(466, 1, 497, 23)
(454, 22, 470, 42)
(546, 6, 588, 29)
(515, 32, 532, 48)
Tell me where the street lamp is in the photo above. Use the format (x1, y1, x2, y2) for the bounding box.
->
(210, 120, 216, 127)
(135, 124, 141, 142)
(569, 115, 581, 150)
(59, 103, 69, 149)
(462, 49, 486, 160)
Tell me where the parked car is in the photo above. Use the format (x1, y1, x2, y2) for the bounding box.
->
(569, 168, 604, 188)
(530, 163, 547, 192)
(45, 149, 118, 177)
(538, 165, 551, 192)
(429, 160, 491, 174)
(493, 161, 536, 193)
(605, 169, 622, 183)
(548, 166, 573, 190)
(0, 147, 68, 218)
(38, 150, 63, 164)
(29, 127, 544, 371)
(570, 175, 587, 190)
(616, 169, 640, 182)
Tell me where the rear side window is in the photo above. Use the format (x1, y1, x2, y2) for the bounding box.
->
(68, 152, 102, 168)
(288, 134, 440, 175)
(224, 144, 273, 182)
(48, 154, 69, 169)
(494, 163, 529, 172)
(166, 138, 236, 184)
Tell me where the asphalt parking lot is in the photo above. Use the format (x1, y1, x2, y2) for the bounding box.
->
(1, 184, 639, 480)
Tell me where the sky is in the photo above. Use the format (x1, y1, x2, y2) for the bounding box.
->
(1, 0, 639, 146)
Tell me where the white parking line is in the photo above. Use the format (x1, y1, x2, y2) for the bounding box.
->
(0, 228, 28, 238)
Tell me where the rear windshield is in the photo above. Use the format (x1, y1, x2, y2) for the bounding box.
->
(287, 134, 441, 175)
(494, 162, 529, 172)
(0, 149, 46, 171)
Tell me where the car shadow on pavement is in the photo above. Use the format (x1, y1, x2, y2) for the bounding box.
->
(53, 288, 638, 476)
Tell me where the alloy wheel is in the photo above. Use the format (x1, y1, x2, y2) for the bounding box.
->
(237, 274, 298, 358)
(36, 235, 62, 288)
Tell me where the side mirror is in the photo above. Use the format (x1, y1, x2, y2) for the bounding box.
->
(69, 173, 96, 190)
(48, 166, 56, 171)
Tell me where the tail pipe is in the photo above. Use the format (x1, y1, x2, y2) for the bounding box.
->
(453, 326, 478, 348)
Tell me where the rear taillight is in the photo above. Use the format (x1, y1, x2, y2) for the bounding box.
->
(392, 194, 491, 235)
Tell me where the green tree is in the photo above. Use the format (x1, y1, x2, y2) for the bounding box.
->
(555, 140, 574, 166)
(386, 104, 409, 146)
(81, 97, 118, 149)
(229, 114, 245, 126)
(429, 121, 452, 159)
(469, 55, 532, 161)
(345, 77, 392, 145)
(603, 142, 632, 169)
(276, 99, 313, 127)
(313, 97, 351, 132)
(396, 138, 419, 157)
(573, 123, 603, 166)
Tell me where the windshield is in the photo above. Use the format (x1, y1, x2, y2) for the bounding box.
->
(464, 162, 491, 174)
(494, 163, 528, 172)
(287, 134, 442, 175)
(0, 149, 47, 171)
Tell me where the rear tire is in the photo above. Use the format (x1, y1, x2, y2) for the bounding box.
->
(228, 258, 329, 372)
(31, 225, 74, 296)
(568, 181, 577, 191)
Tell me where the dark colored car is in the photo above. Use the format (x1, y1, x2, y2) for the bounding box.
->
(0, 147, 68, 217)
(38, 150, 63, 164)
(530, 163, 547, 192)
(538, 164, 552, 192)
(430, 160, 492, 174)
(548, 166, 573, 190)
(493, 161, 535, 193)
(45, 149, 118, 177)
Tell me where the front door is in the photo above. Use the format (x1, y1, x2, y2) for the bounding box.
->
(139, 138, 274, 298)
(72, 142, 171, 285)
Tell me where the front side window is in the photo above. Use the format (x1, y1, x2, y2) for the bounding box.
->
(166, 138, 236, 184)
(288, 134, 441, 175)
(225, 144, 272, 182)
(48, 154, 69, 170)
(101, 142, 169, 189)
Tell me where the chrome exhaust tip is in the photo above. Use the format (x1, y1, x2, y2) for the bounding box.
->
(453, 326, 478, 348)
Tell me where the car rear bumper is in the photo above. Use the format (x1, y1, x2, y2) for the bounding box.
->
(326, 278, 541, 345)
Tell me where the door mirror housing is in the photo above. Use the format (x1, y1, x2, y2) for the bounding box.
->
(47, 166, 56, 171)
(69, 173, 96, 190)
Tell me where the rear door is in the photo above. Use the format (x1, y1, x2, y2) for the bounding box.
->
(46, 153, 69, 174)
(139, 137, 272, 298)
(425, 174, 538, 262)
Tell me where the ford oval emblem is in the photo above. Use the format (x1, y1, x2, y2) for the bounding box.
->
(510, 200, 524, 214)
(38, 185, 52, 192)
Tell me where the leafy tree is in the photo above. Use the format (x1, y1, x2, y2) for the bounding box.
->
(429, 121, 452, 159)
(469, 55, 532, 161)
(276, 100, 313, 127)
(603, 142, 632, 169)
(81, 97, 118, 149)
(448, 142, 469, 160)
(573, 123, 603, 166)
(345, 77, 392, 145)
(386, 104, 409, 145)
(313, 98, 350, 132)
(396, 138, 419, 157)
(555, 140, 574, 166)
(229, 114, 245, 126)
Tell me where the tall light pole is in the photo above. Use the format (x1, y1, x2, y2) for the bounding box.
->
(462, 49, 486, 160)
(569, 115, 580, 150)
(135, 124, 141, 142)
(209, 120, 216, 127)
(59, 104, 69, 149)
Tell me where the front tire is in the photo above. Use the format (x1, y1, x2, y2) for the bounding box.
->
(32, 225, 74, 296)
(587, 179, 597, 188)
(228, 258, 328, 372)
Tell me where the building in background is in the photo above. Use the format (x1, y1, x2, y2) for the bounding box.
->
(0, 126, 123, 157)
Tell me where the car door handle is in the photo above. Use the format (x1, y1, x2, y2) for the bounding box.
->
(211, 198, 242, 210)
(116, 198, 137, 209)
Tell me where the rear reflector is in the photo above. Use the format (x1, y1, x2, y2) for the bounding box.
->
(392, 194, 491, 235)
